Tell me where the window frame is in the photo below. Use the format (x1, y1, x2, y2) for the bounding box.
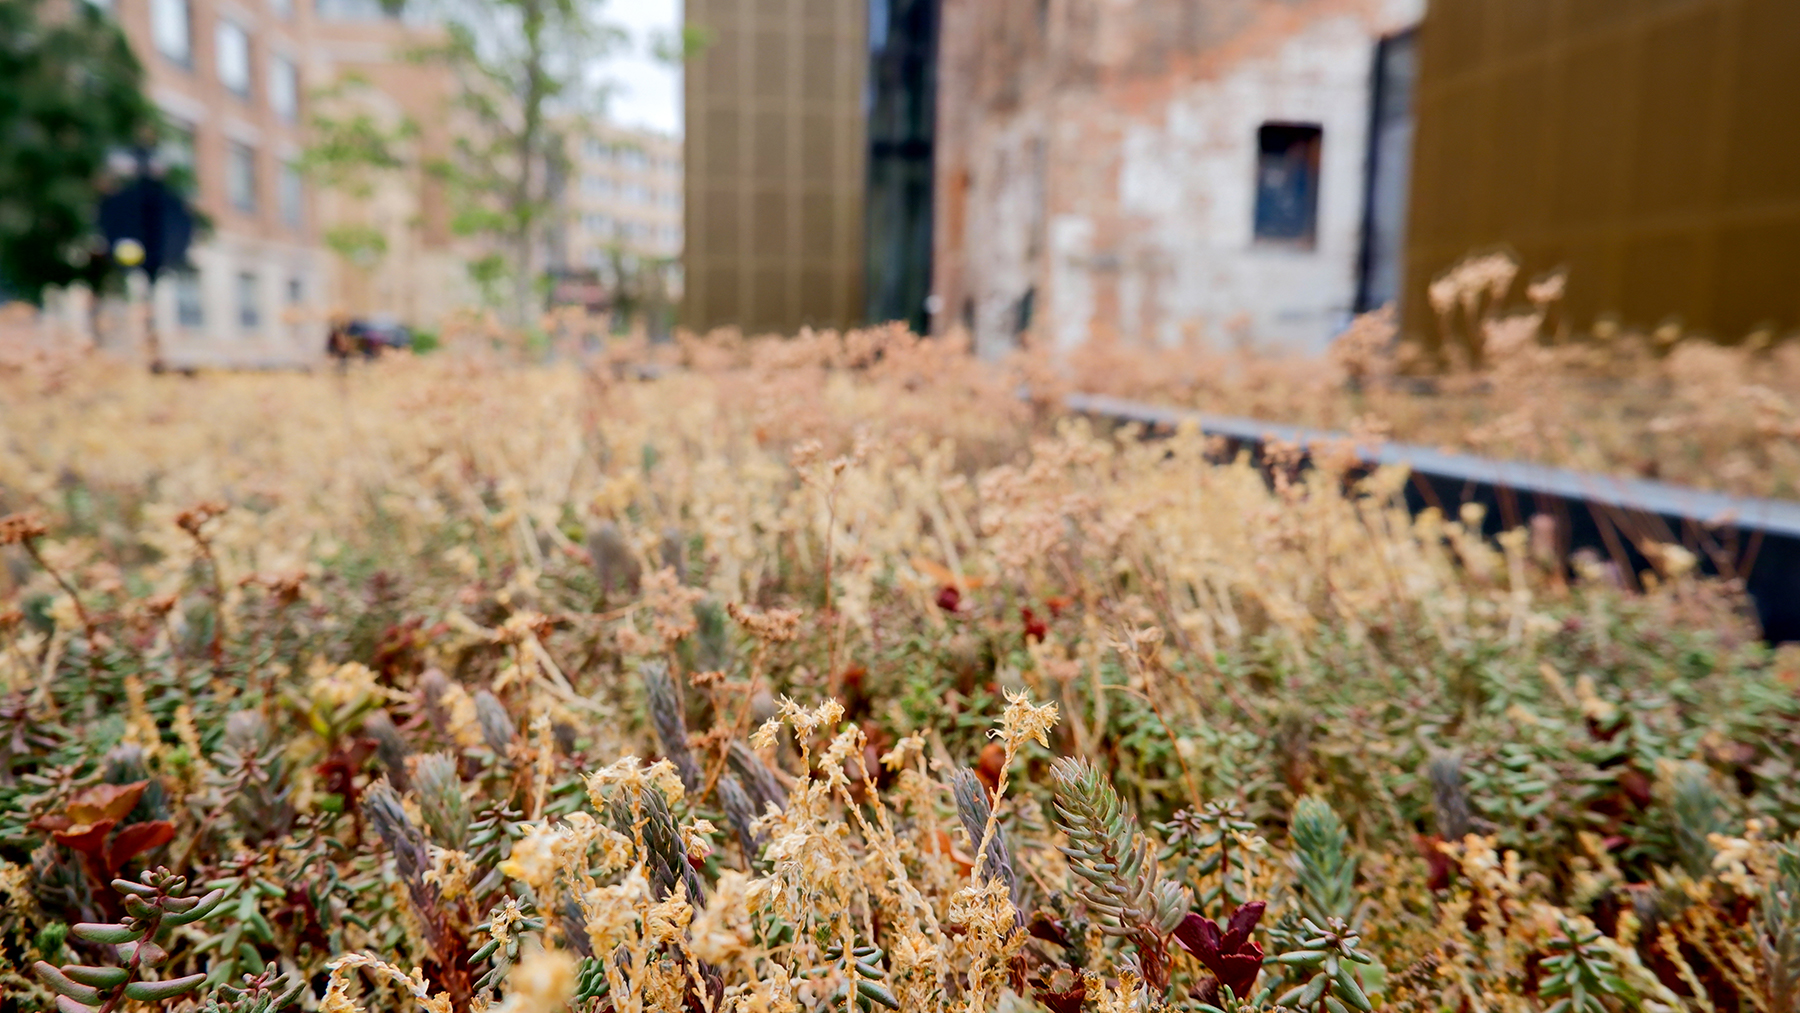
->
(151, 0, 192, 65)
(278, 161, 303, 229)
(1251, 122, 1324, 250)
(269, 54, 299, 122)
(226, 141, 259, 214)
(236, 271, 261, 331)
(215, 20, 253, 99)
(173, 268, 204, 329)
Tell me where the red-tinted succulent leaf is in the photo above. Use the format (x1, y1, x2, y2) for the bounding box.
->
(65, 782, 149, 824)
(1222, 901, 1267, 951)
(51, 820, 117, 857)
(1212, 947, 1264, 997)
(1417, 834, 1457, 891)
(974, 741, 1007, 794)
(106, 820, 175, 870)
(1035, 987, 1086, 1013)
(1173, 911, 1221, 960)
(1175, 905, 1267, 998)
(1028, 914, 1071, 947)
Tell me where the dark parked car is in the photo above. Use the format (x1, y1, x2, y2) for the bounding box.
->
(348, 317, 412, 354)
(328, 316, 412, 361)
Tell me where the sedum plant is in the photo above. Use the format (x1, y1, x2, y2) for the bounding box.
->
(1267, 915, 1377, 1013)
(1538, 917, 1629, 1013)
(1051, 756, 1190, 992)
(196, 970, 305, 1013)
(1760, 837, 1800, 1011)
(33, 866, 224, 1012)
(1289, 795, 1359, 929)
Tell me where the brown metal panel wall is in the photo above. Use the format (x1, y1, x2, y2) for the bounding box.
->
(1405, 0, 1800, 343)
(684, 0, 868, 334)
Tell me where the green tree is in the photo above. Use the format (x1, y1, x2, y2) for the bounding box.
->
(0, 0, 160, 302)
(414, 0, 624, 326)
(299, 74, 417, 199)
(299, 74, 418, 281)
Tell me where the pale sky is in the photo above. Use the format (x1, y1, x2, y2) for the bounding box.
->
(599, 0, 683, 136)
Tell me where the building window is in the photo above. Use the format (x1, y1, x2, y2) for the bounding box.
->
(216, 21, 251, 97)
(270, 56, 299, 121)
(152, 0, 191, 64)
(1253, 123, 1323, 248)
(287, 277, 303, 305)
(173, 269, 203, 328)
(278, 162, 303, 228)
(237, 272, 260, 330)
(227, 142, 257, 212)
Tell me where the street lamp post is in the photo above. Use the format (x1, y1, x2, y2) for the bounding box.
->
(98, 146, 195, 371)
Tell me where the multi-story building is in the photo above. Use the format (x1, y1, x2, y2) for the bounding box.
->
(564, 122, 684, 268)
(108, 0, 330, 366)
(686, 0, 1423, 351)
(93, 0, 475, 365)
(931, 0, 1424, 357)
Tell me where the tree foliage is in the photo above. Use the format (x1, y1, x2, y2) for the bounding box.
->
(414, 0, 624, 324)
(0, 0, 159, 302)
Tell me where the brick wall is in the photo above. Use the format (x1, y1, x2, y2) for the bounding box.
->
(933, 0, 1421, 356)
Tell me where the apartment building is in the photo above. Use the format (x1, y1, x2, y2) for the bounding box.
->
(109, 0, 328, 366)
(565, 122, 684, 268)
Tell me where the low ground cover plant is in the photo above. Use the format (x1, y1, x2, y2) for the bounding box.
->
(1, 332, 1797, 1011)
(1062, 253, 1800, 501)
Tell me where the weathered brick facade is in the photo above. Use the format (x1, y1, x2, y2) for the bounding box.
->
(932, 0, 1421, 356)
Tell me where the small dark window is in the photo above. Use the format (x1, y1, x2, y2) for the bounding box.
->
(1253, 123, 1322, 248)
(1014, 286, 1035, 336)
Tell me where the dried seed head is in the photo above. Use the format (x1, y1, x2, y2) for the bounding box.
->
(175, 500, 227, 536)
(725, 601, 801, 643)
(0, 512, 47, 546)
(994, 690, 1058, 754)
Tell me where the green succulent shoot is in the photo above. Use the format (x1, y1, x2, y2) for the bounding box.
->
(1268, 916, 1377, 1013)
(1539, 917, 1630, 1013)
(34, 866, 225, 1013)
